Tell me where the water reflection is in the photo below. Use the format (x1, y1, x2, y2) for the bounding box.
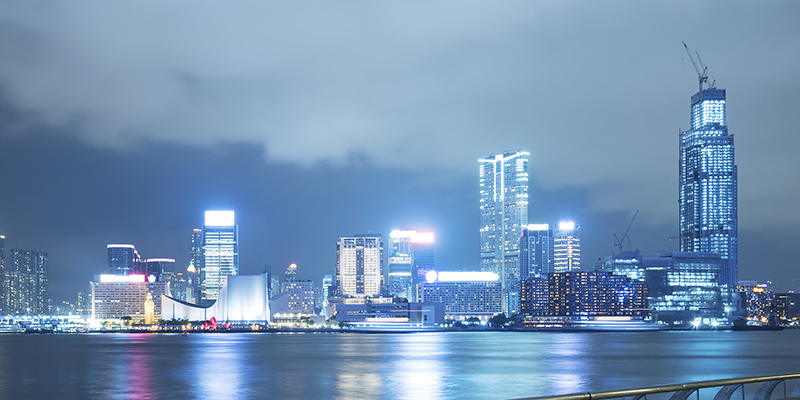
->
(386, 333, 447, 399)
(545, 334, 592, 394)
(191, 335, 246, 399)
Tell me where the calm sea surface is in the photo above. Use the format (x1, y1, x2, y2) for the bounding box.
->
(0, 330, 799, 399)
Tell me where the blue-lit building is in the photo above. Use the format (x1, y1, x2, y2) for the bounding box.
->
(679, 87, 737, 288)
(644, 252, 723, 324)
(520, 224, 553, 279)
(387, 230, 435, 301)
(201, 211, 239, 303)
(107, 244, 141, 276)
(479, 150, 529, 314)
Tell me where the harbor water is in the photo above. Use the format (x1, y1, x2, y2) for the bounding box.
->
(0, 330, 798, 399)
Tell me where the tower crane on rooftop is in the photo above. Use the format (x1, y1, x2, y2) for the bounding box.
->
(683, 41, 715, 91)
(613, 210, 639, 251)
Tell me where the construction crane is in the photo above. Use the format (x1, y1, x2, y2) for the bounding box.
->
(683, 41, 715, 91)
(613, 210, 640, 251)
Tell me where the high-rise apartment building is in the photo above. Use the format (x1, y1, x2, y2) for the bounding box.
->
(679, 87, 738, 287)
(553, 222, 580, 273)
(335, 234, 383, 296)
(107, 244, 141, 275)
(479, 150, 529, 312)
(201, 210, 239, 303)
(2, 249, 48, 315)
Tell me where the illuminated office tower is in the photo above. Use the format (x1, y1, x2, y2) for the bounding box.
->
(679, 87, 738, 287)
(107, 244, 141, 276)
(202, 210, 239, 303)
(387, 230, 434, 301)
(479, 151, 529, 296)
(336, 234, 383, 296)
(520, 224, 554, 279)
(553, 222, 580, 273)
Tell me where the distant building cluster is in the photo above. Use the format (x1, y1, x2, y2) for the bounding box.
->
(7, 63, 797, 332)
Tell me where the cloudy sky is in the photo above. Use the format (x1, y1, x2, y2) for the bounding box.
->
(1, 1, 799, 301)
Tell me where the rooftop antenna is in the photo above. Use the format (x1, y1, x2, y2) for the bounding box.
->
(682, 41, 714, 91)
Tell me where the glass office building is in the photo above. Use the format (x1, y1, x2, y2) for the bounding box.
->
(679, 88, 737, 287)
(202, 211, 239, 303)
(479, 150, 529, 313)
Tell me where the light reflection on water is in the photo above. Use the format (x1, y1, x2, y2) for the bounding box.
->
(0, 330, 799, 399)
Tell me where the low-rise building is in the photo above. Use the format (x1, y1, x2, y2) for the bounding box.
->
(418, 271, 502, 323)
(91, 275, 166, 323)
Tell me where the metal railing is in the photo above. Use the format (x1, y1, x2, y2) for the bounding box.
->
(513, 373, 800, 400)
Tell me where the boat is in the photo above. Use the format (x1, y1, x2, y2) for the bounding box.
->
(731, 318, 783, 331)
(0, 324, 24, 333)
(341, 317, 444, 333)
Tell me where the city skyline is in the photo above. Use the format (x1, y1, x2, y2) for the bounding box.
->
(1, 2, 799, 302)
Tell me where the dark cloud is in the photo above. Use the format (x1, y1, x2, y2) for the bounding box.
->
(1, 1, 799, 299)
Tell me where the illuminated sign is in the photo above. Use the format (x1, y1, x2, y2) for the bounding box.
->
(527, 224, 549, 231)
(205, 210, 235, 227)
(107, 244, 136, 249)
(433, 271, 499, 282)
(145, 258, 175, 263)
(98, 274, 147, 283)
(411, 232, 434, 243)
(389, 230, 434, 243)
(390, 230, 416, 239)
(558, 221, 576, 231)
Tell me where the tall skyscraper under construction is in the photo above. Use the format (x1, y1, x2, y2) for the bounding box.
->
(679, 45, 738, 288)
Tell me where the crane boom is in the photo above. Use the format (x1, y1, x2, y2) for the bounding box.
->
(613, 210, 640, 251)
(683, 41, 709, 91)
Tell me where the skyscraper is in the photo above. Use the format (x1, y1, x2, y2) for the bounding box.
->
(479, 150, 529, 305)
(2, 249, 48, 315)
(335, 234, 383, 296)
(553, 222, 580, 273)
(520, 224, 554, 279)
(387, 230, 434, 301)
(107, 244, 141, 275)
(202, 210, 239, 303)
(679, 87, 738, 287)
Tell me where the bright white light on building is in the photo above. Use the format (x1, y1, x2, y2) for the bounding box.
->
(425, 270, 438, 283)
(98, 274, 147, 283)
(205, 210, 235, 227)
(107, 244, 136, 249)
(558, 221, 576, 231)
(527, 224, 549, 231)
(390, 230, 416, 239)
(411, 232, 434, 243)
(436, 271, 499, 282)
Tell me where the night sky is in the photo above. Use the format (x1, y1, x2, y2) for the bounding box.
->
(1, 2, 799, 302)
